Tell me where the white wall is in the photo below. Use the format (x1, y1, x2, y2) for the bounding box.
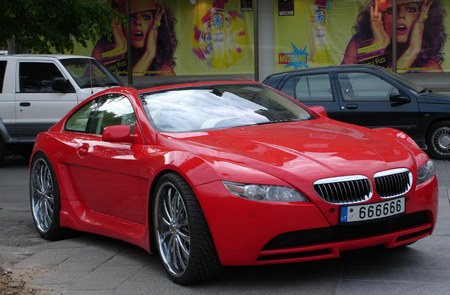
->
(256, 0, 275, 81)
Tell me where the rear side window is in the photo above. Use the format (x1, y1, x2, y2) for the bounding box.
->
(19, 62, 64, 93)
(0, 61, 6, 93)
(282, 74, 333, 102)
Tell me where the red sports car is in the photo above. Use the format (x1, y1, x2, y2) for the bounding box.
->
(29, 80, 438, 285)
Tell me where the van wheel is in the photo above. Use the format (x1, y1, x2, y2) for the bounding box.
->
(426, 121, 450, 160)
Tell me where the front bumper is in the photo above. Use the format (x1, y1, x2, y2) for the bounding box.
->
(194, 177, 438, 266)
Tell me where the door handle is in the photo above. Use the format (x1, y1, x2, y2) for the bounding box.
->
(345, 103, 358, 109)
(77, 143, 90, 158)
(19, 102, 31, 107)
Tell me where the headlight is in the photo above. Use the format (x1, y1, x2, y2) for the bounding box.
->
(223, 181, 309, 202)
(417, 160, 435, 185)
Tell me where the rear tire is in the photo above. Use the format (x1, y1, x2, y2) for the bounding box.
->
(153, 173, 222, 285)
(29, 153, 65, 240)
(426, 121, 450, 160)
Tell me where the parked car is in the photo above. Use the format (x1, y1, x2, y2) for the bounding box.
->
(263, 64, 450, 160)
(29, 80, 437, 285)
(0, 54, 122, 164)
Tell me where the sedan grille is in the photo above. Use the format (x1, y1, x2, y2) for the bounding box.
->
(313, 168, 412, 205)
(313, 175, 372, 204)
(374, 168, 412, 198)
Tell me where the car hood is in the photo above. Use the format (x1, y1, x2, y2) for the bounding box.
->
(166, 118, 415, 181)
(417, 91, 450, 103)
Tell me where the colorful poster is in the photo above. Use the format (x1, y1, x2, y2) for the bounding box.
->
(74, 0, 254, 77)
(273, 0, 450, 73)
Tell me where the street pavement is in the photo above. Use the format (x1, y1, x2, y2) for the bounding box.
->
(1, 156, 449, 295)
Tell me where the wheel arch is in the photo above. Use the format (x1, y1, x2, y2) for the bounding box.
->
(425, 118, 450, 159)
(146, 159, 220, 254)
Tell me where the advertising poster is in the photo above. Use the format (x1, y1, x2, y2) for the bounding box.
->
(274, 0, 450, 73)
(74, 0, 254, 76)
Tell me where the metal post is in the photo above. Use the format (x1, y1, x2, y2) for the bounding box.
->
(126, 0, 133, 85)
(253, 0, 259, 81)
(391, 0, 397, 72)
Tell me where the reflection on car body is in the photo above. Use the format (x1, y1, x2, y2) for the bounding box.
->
(263, 64, 450, 160)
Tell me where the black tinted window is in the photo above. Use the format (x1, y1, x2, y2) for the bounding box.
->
(19, 62, 64, 93)
(0, 61, 6, 93)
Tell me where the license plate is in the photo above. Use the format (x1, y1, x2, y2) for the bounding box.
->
(340, 197, 405, 223)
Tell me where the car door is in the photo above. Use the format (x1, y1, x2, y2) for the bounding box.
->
(14, 60, 78, 141)
(278, 72, 344, 120)
(333, 70, 420, 137)
(63, 93, 146, 224)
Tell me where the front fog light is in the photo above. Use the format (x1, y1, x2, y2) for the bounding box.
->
(223, 181, 309, 202)
(417, 159, 435, 185)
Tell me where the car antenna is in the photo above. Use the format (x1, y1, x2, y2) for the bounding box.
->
(89, 59, 93, 94)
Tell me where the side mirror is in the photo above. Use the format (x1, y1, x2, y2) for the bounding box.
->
(389, 93, 411, 104)
(309, 105, 327, 117)
(102, 125, 133, 143)
(52, 77, 71, 93)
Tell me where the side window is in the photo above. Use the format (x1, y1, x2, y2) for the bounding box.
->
(66, 94, 136, 135)
(19, 62, 64, 93)
(65, 100, 98, 132)
(294, 74, 333, 102)
(0, 61, 6, 93)
(338, 72, 398, 101)
(280, 78, 295, 98)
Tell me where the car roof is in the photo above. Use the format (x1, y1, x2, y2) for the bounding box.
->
(265, 64, 387, 79)
(0, 54, 95, 60)
(133, 78, 260, 92)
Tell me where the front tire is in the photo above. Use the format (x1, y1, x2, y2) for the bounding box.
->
(29, 153, 64, 240)
(153, 173, 222, 285)
(426, 121, 450, 160)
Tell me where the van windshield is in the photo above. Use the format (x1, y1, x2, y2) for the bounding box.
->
(60, 58, 121, 88)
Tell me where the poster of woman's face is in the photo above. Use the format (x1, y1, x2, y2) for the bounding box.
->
(76, 0, 450, 76)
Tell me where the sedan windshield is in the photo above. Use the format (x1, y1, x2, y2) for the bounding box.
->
(141, 83, 313, 132)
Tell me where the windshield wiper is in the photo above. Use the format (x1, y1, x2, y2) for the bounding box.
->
(250, 119, 299, 126)
(419, 87, 433, 94)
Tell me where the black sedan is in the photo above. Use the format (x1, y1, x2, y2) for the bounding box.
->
(263, 64, 450, 160)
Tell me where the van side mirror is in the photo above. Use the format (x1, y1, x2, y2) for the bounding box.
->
(52, 77, 72, 93)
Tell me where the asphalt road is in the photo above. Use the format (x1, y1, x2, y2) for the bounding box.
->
(1, 156, 450, 295)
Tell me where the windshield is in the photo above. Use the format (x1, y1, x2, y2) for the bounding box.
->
(382, 68, 423, 92)
(60, 58, 121, 88)
(141, 83, 314, 132)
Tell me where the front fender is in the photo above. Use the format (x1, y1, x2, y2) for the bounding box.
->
(373, 127, 428, 164)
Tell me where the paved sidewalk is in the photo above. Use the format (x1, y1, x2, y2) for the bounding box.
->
(1, 158, 450, 295)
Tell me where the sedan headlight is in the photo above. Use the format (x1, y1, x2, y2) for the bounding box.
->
(223, 181, 309, 202)
(417, 160, 435, 185)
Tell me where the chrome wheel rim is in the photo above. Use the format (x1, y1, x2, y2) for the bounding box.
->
(30, 158, 55, 233)
(155, 182, 190, 277)
(432, 126, 450, 155)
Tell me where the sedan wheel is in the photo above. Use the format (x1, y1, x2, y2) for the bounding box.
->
(30, 153, 63, 240)
(427, 121, 450, 160)
(153, 173, 221, 285)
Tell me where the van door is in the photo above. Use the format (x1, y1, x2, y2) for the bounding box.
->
(14, 61, 78, 142)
